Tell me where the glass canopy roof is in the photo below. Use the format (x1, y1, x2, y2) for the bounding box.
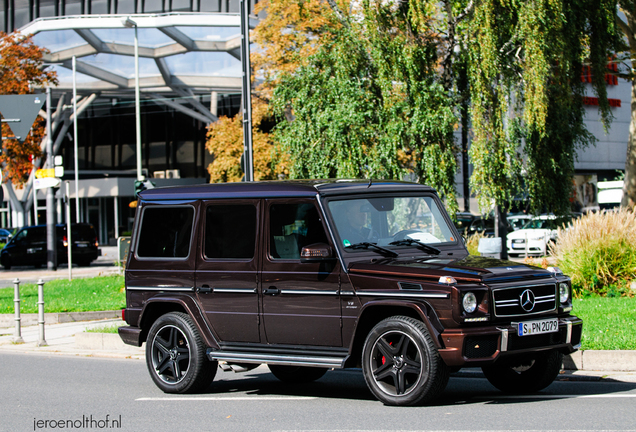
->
(19, 13, 255, 96)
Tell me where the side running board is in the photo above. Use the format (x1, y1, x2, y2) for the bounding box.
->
(206, 349, 348, 369)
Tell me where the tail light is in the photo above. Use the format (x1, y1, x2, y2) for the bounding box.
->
(121, 308, 126, 321)
(94, 237, 99, 247)
(63, 235, 68, 247)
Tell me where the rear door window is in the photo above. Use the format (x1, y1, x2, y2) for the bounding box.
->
(137, 206, 194, 258)
(204, 204, 257, 259)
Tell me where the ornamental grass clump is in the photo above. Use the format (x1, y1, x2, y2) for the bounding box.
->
(551, 209, 636, 298)
(465, 231, 486, 256)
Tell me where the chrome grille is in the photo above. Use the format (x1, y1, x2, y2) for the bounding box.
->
(492, 283, 557, 317)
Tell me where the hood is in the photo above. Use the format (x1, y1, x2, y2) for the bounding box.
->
(348, 254, 554, 284)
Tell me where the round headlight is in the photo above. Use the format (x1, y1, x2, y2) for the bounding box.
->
(559, 282, 570, 304)
(462, 292, 477, 314)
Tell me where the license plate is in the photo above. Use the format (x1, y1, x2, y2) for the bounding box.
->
(516, 318, 559, 336)
(76, 243, 88, 247)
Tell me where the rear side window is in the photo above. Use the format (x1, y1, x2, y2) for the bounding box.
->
(204, 204, 257, 259)
(137, 206, 194, 258)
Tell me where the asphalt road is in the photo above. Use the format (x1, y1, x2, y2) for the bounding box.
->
(2, 352, 635, 432)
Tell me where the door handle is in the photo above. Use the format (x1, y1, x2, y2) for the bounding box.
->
(196, 284, 212, 294)
(263, 286, 280, 296)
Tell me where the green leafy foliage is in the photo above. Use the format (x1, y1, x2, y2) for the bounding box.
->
(272, 4, 459, 213)
(467, 0, 619, 215)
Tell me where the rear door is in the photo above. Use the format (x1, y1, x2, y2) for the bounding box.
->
(126, 202, 199, 306)
(195, 200, 261, 343)
(261, 198, 342, 347)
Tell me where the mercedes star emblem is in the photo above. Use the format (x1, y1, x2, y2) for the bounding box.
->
(519, 289, 536, 312)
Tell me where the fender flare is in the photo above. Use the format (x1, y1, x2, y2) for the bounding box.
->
(139, 294, 220, 349)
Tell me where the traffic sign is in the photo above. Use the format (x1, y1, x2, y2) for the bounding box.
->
(0, 94, 46, 142)
(34, 177, 61, 189)
(36, 168, 55, 178)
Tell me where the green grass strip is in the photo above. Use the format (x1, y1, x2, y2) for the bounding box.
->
(573, 297, 636, 350)
(85, 323, 121, 333)
(0, 275, 125, 314)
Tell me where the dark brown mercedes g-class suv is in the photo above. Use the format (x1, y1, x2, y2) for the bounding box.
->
(119, 180, 581, 406)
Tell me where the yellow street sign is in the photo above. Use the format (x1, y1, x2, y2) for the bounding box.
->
(35, 168, 55, 179)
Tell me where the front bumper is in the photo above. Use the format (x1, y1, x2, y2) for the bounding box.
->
(438, 316, 582, 367)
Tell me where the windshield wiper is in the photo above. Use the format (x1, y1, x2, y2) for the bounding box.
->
(389, 238, 441, 255)
(346, 242, 399, 258)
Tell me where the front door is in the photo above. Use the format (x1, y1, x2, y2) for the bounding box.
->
(261, 199, 342, 347)
(195, 200, 261, 343)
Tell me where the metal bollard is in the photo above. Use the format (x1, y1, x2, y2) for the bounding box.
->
(13, 279, 23, 343)
(37, 279, 47, 347)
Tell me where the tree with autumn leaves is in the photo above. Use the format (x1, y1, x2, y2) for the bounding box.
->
(0, 32, 57, 186)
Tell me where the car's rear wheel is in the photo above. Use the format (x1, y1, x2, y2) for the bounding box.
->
(268, 365, 327, 383)
(362, 316, 449, 406)
(482, 350, 563, 393)
(146, 312, 216, 393)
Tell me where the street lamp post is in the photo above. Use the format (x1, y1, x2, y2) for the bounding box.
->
(123, 17, 143, 181)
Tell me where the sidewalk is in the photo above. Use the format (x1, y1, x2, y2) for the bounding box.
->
(1, 313, 636, 383)
(0, 315, 144, 360)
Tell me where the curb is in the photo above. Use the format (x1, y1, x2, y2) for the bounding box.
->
(564, 350, 636, 372)
(0, 310, 121, 327)
(75, 332, 144, 354)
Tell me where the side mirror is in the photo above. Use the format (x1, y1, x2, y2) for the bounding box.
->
(300, 243, 335, 262)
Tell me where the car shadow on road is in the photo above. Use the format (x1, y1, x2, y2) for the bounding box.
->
(200, 369, 636, 406)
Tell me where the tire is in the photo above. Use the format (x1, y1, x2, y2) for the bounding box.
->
(268, 365, 328, 383)
(1, 256, 11, 270)
(482, 350, 563, 394)
(146, 312, 217, 393)
(361, 315, 449, 406)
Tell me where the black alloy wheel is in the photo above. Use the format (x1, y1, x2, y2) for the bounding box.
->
(362, 315, 449, 406)
(146, 312, 216, 393)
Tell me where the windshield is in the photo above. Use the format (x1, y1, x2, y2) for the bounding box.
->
(327, 196, 456, 251)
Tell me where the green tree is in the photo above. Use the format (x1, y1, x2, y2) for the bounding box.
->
(467, 0, 618, 218)
(271, 0, 460, 213)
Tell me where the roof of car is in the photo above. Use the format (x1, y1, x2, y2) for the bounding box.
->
(139, 179, 436, 200)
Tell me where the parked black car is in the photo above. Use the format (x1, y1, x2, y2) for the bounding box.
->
(0, 223, 101, 269)
(0, 228, 14, 244)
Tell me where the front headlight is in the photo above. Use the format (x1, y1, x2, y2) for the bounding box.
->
(559, 282, 570, 303)
(462, 292, 477, 313)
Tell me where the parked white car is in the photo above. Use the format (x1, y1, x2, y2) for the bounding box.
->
(506, 215, 565, 257)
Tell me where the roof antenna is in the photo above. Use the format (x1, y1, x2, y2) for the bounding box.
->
(368, 179, 372, 188)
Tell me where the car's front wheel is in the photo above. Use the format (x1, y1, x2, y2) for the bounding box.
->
(482, 350, 563, 393)
(362, 316, 449, 406)
(146, 312, 216, 393)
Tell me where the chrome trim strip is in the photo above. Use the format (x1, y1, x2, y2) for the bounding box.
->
(340, 291, 355, 296)
(127, 286, 194, 292)
(356, 291, 449, 299)
(491, 282, 557, 292)
(207, 351, 346, 369)
(280, 289, 339, 296)
(213, 288, 257, 294)
(498, 328, 508, 352)
(566, 320, 573, 344)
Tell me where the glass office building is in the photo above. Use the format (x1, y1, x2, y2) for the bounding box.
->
(0, 0, 260, 244)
